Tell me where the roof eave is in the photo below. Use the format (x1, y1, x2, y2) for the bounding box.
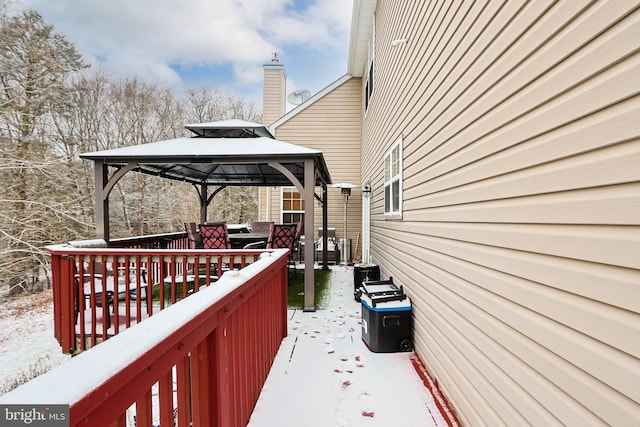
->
(347, 0, 376, 77)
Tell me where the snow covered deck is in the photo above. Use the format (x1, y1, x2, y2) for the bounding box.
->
(249, 266, 455, 427)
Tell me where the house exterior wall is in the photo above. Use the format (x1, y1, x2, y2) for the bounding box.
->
(271, 77, 363, 256)
(359, 1, 640, 425)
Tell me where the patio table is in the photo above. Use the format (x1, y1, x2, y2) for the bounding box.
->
(228, 233, 269, 249)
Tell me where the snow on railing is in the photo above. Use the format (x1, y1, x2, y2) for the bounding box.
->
(0, 249, 289, 427)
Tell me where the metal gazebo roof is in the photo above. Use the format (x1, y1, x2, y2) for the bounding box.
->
(184, 119, 274, 138)
(81, 121, 332, 187)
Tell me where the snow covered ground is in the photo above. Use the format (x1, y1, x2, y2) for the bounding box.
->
(0, 267, 453, 426)
(0, 290, 70, 396)
(248, 266, 449, 427)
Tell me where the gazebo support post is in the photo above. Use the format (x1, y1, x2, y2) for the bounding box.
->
(303, 158, 316, 312)
(199, 183, 208, 223)
(322, 184, 329, 270)
(192, 184, 227, 224)
(95, 160, 110, 242)
(267, 160, 318, 311)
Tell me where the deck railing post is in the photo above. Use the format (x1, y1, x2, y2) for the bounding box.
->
(58, 255, 75, 354)
(135, 389, 153, 427)
(50, 252, 62, 345)
(106, 414, 126, 427)
(281, 264, 288, 337)
(216, 315, 230, 427)
(191, 330, 217, 427)
(176, 356, 191, 427)
(158, 370, 173, 427)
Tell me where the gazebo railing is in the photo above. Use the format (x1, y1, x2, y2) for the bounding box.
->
(108, 231, 189, 249)
(47, 242, 268, 354)
(1, 249, 290, 427)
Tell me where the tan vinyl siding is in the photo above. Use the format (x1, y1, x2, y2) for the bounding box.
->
(263, 65, 286, 126)
(361, 1, 640, 425)
(272, 78, 362, 256)
(256, 187, 269, 221)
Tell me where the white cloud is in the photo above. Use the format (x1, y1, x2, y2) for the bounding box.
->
(233, 62, 264, 86)
(266, 0, 353, 49)
(19, 0, 352, 90)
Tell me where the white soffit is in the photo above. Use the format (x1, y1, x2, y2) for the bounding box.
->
(347, 0, 376, 77)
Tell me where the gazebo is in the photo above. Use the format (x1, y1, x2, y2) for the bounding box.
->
(80, 119, 332, 311)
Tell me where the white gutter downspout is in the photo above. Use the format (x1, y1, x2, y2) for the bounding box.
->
(362, 183, 371, 264)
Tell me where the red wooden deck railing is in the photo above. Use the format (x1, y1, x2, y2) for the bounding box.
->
(1, 248, 290, 427)
(48, 236, 267, 354)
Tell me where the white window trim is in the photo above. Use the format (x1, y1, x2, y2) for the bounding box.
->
(364, 15, 375, 115)
(384, 137, 403, 218)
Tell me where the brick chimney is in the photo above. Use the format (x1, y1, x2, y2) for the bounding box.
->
(262, 52, 286, 126)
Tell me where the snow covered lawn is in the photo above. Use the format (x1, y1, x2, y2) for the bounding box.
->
(0, 290, 70, 395)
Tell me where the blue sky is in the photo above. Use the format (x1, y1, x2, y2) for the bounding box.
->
(17, 0, 354, 109)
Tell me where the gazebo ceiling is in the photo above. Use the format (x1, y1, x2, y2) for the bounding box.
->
(135, 160, 310, 186)
(80, 122, 332, 187)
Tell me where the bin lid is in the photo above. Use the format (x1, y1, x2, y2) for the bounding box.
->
(362, 279, 402, 296)
(362, 283, 397, 294)
(361, 279, 408, 308)
(361, 293, 411, 311)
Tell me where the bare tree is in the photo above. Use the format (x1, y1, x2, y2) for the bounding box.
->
(184, 86, 228, 123)
(99, 77, 190, 238)
(47, 72, 202, 241)
(0, 10, 87, 295)
(0, 10, 263, 297)
(225, 94, 262, 123)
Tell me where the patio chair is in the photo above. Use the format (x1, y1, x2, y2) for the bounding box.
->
(76, 268, 149, 330)
(315, 227, 338, 264)
(266, 223, 298, 274)
(199, 222, 231, 249)
(295, 221, 303, 242)
(243, 240, 267, 250)
(291, 222, 303, 276)
(69, 240, 149, 330)
(250, 221, 273, 235)
(198, 222, 232, 275)
(184, 222, 203, 249)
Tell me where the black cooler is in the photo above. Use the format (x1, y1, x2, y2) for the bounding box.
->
(360, 278, 412, 353)
(353, 263, 380, 301)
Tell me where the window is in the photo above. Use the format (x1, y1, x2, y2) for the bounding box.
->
(384, 138, 402, 217)
(365, 60, 374, 112)
(281, 187, 305, 223)
(364, 16, 375, 113)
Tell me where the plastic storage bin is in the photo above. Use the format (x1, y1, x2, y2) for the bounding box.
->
(353, 263, 380, 301)
(360, 278, 412, 353)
